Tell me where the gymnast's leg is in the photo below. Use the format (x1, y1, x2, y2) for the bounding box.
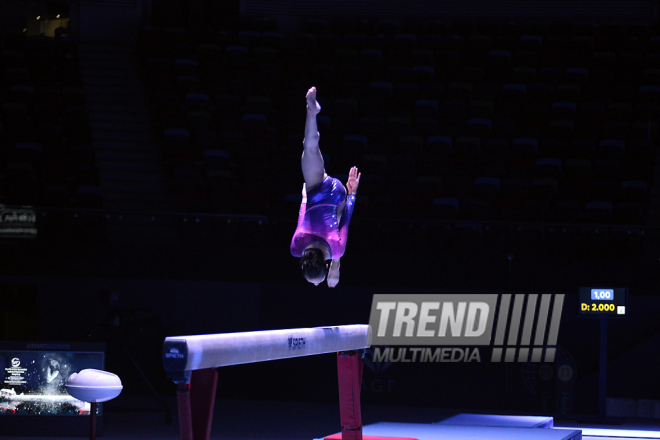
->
(301, 86, 326, 190)
(299, 87, 330, 286)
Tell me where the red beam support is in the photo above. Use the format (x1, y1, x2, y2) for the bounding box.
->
(177, 368, 218, 440)
(177, 382, 193, 440)
(337, 351, 364, 440)
(190, 368, 218, 440)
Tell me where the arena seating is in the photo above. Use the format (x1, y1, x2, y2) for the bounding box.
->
(0, 32, 99, 209)
(137, 17, 658, 225)
(4, 18, 657, 228)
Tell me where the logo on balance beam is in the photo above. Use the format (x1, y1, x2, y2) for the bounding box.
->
(287, 336, 306, 350)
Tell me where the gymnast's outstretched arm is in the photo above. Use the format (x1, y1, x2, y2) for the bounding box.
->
(327, 167, 361, 288)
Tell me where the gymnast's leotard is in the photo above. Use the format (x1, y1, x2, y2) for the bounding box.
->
(290, 175, 356, 259)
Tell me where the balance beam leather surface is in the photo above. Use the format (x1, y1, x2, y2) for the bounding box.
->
(163, 325, 371, 373)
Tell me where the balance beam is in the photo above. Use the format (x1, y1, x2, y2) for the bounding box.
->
(162, 325, 371, 440)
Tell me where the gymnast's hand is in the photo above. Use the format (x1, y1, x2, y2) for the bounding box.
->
(327, 259, 340, 288)
(346, 166, 361, 195)
(306, 86, 321, 115)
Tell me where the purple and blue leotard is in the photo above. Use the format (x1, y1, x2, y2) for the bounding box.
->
(290, 175, 356, 259)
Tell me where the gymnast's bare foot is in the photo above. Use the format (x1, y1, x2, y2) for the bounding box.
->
(306, 86, 321, 115)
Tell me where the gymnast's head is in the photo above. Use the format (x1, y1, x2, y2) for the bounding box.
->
(300, 247, 328, 286)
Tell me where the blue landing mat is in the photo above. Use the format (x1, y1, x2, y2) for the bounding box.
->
(316, 422, 582, 440)
(437, 413, 554, 428)
(556, 427, 660, 438)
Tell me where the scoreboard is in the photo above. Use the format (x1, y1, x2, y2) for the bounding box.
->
(579, 287, 628, 317)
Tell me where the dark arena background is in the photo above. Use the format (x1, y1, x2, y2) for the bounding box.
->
(1, 0, 660, 438)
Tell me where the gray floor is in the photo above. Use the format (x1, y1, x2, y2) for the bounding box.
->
(2, 396, 660, 439)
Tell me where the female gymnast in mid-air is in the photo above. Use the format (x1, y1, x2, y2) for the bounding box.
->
(290, 87, 361, 288)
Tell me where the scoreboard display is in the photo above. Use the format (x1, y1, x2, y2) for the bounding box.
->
(579, 287, 628, 317)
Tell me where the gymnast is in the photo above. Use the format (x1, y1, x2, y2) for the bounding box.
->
(290, 87, 361, 288)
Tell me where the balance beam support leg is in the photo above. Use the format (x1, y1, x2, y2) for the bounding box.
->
(177, 382, 193, 440)
(337, 351, 363, 440)
(191, 368, 218, 440)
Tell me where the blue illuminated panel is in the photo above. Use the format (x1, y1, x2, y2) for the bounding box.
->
(590, 289, 614, 301)
(579, 287, 628, 317)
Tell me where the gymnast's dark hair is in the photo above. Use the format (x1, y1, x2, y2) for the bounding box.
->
(300, 247, 327, 280)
